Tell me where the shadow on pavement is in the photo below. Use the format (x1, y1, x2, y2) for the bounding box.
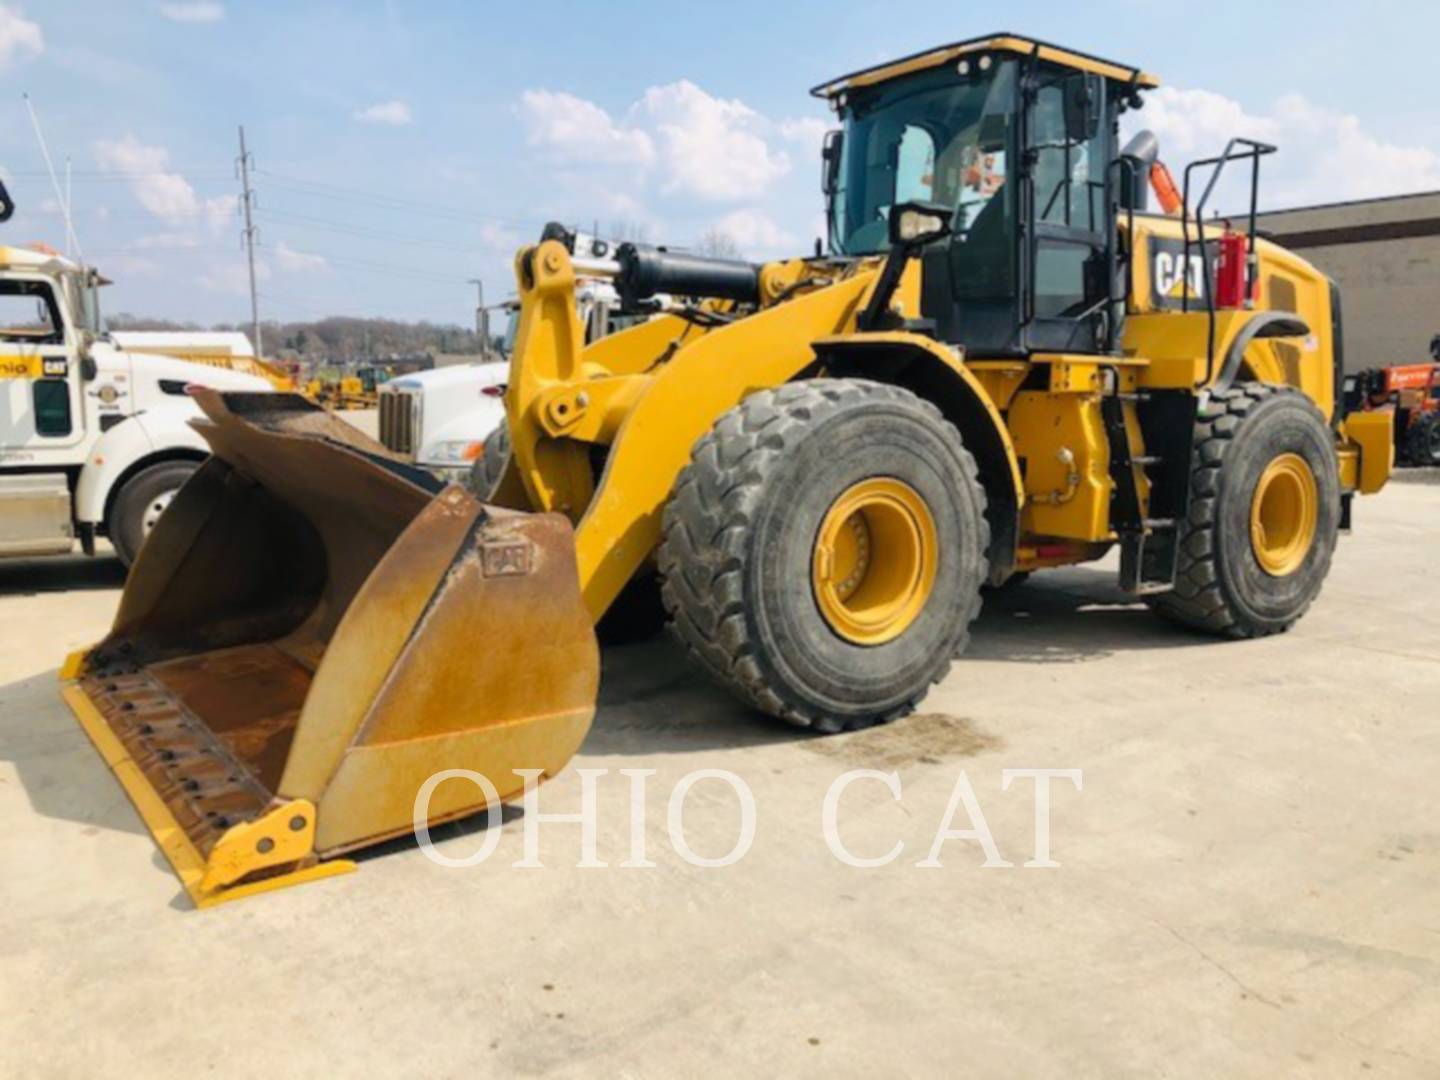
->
(0, 668, 147, 838)
(586, 565, 1218, 754)
(586, 636, 811, 755)
(0, 553, 126, 596)
(971, 566, 1219, 664)
(0, 563, 1214, 851)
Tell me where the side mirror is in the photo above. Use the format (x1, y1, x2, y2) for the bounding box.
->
(0, 178, 13, 222)
(821, 130, 843, 196)
(888, 200, 952, 249)
(1063, 73, 1102, 144)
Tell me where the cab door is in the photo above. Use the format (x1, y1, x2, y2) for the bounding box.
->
(1021, 69, 1115, 354)
(0, 274, 84, 460)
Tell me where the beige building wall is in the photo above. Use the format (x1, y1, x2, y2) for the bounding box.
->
(1257, 192, 1440, 373)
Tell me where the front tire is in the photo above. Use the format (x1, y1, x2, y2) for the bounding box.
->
(1403, 412, 1440, 467)
(659, 379, 989, 732)
(1148, 383, 1341, 638)
(109, 460, 199, 568)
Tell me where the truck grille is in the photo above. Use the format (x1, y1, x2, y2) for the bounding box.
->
(379, 389, 419, 456)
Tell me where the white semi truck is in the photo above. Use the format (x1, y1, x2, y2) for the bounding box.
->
(377, 233, 635, 480)
(0, 241, 273, 565)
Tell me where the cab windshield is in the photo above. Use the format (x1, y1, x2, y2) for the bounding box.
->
(829, 62, 1016, 256)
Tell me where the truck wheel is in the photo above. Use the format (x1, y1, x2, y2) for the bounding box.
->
(466, 421, 510, 498)
(109, 460, 199, 568)
(1403, 413, 1440, 467)
(1148, 383, 1341, 638)
(658, 379, 989, 732)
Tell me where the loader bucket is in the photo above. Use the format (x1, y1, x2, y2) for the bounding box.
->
(60, 391, 599, 907)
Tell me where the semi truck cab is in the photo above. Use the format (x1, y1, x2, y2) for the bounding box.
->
(0, 243, 273, 565)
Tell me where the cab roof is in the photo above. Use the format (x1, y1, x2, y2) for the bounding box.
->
(810, 33, 1161, 99)
(0, 244, 110, 284)
(0, 243, 75, 273)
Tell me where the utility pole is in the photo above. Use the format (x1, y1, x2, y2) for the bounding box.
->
(64, 157, 72, 260)
(236, 126, 262, 356)
(467, 278, 490, 357)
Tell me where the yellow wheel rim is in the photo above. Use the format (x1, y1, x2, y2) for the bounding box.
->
(812, 478, 938, 645)
(1250, 453, 1319, 577)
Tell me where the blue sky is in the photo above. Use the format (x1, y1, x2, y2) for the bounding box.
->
(3, 1, 1439, 328)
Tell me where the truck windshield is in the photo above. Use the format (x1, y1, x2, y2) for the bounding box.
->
(830, 61, 1016, 256)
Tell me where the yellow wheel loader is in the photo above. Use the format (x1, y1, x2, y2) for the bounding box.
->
(61, 33, 1394, 905)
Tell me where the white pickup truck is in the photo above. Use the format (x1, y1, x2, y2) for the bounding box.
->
(0, 243, 273, 565)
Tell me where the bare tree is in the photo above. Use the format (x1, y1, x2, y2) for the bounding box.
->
(609, 218, 651, 245)
(697, 229, 740, 258)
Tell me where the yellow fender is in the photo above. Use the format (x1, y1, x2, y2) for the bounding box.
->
(570, 275, 877, 616)
(814, 331, 1025, 581)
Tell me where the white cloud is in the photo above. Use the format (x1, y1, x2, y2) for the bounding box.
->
(156, 2, 224, 23)
(779, 116, 831, 159)
(635, 81, 790, 201)
(0, 5, 43, 67)
(519, 81, 804, 203)
(353, 100, 413, 126)
(101, 254, 161, 277)
(712, 208, 797, 258)
(1129, 86, 1440, 209)
(273, 241, 327, 273)
(519, 90, 654, 166)
(93, 135, 235, 230)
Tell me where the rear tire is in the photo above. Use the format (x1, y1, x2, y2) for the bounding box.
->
(110, 460, 199, 568)
(658, 379, 989, 732)
(1403, 412, 1440, 467)
(1148, 383, 1340, 638)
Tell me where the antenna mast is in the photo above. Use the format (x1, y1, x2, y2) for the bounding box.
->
(22, 94, 83, 264)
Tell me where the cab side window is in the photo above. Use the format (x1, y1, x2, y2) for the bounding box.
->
(1030, 75, 1109, 323)
(0, 280, 63, 345)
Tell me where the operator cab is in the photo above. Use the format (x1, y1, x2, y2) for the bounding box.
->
(815, 34, 1158, 357)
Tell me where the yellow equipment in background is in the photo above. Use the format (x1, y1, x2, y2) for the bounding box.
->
(62, 33, 1393, 905)
(106, 332, 295, 390)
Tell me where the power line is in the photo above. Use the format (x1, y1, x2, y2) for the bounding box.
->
(256, 168, 551, 232)
(4, 170, 235, 181)
(256, 207, 512, 253)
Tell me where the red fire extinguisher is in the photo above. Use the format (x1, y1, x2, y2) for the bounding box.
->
(1214, 227, 1256, 309)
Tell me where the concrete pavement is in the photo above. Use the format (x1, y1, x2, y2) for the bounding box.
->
(1, 480, 1437, 1077)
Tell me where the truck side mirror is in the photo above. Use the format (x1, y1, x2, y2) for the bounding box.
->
(821, 130, 844, 196)
(1063, 73, 1102, 144)
(0, 178, 13, 222)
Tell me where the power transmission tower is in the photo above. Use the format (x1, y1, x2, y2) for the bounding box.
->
(236, 126, 262, 355)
